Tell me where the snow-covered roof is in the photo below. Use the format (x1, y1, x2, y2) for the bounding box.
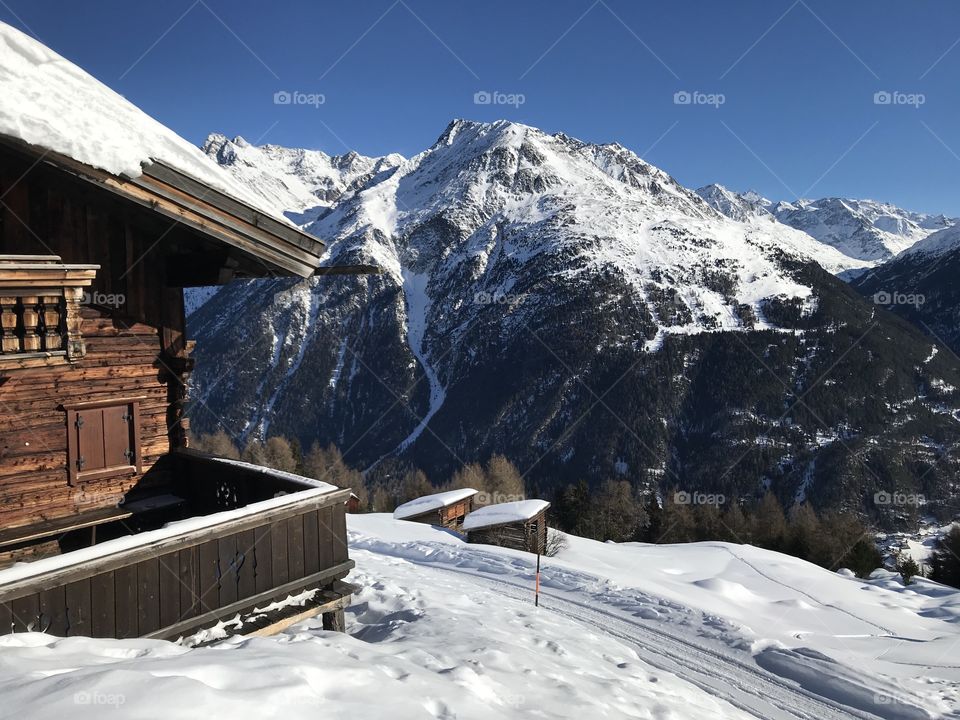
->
(0, 22, 292, 227)
(462, 499, 550, 531)
(393, 488, 478, 520)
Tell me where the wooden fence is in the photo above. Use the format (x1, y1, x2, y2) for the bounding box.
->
(0, 455, 353, 640)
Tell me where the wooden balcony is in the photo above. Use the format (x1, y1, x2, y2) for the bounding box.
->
(0, 450, 354, 640)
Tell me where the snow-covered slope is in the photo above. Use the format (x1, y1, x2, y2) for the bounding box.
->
(697, 184, 957, 270)
(900, 223, 960, 259)
(2, 515, 958, 719)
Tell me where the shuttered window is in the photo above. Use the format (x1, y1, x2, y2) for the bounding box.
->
(64, 398, 143, 484)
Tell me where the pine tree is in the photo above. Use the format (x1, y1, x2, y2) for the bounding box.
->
(720, 502, 751, 544)
(555, 480, 592, 537)
(262, 436, 298, 473)
(370, 485, 394, 513)
(692, 503, 722, 542)
(447, 463, 487, 495)
(592, 479, 646, 542)
(816, 511, 870, 571)
(191, 429, 241, 459)
(843, 538, 883, 579)
(930, 525, 960, 588)
(642, 493, 662, 542)
(753, 492, 787, 551)
(895, 553, 921, 585)
(786, 503, 821, 561)
(400, 468, 434, 503)
(485, 455, 525, 503)
(659, 491, 696, 543)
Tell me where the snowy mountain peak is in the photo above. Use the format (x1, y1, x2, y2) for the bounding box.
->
(201, 133, 404, 226)
(699, 185, 959, 268)
(695, 184, 774, 223)
(302, 120, 874, 354)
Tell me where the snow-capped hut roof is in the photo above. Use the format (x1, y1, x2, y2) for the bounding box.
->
(463, 500, 551, 555)
(393, 488, 478, 528)
(0, 22, 326, 278)
(462, 500, 550, 531)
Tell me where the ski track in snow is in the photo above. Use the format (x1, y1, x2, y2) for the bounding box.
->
(349, 521, 960, 720)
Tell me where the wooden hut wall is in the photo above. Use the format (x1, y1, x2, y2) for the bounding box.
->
(438, 498, 472, 529)
(466, 511, 548, 554)
(0, 146, 192, 533)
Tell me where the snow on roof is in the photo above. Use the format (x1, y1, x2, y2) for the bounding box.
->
(393, 488, 478, 520)
(462, 499, 550, 531)
(0, 22, 291, 225)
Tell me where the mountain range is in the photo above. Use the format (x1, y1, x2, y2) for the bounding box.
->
(187, 120, 960, 524)
(695, 184, 957, 271)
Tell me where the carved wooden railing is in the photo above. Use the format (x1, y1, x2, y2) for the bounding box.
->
(0, 294, 66, 353)
(0, 255, 99, 372)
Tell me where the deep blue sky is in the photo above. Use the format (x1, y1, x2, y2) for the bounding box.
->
(4, 1, 959, 214)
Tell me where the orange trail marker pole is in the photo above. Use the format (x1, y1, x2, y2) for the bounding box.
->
(535, 552, 541, 607)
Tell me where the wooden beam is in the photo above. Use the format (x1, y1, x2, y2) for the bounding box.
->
(142, 162, 324, 255)
(141, 562, 354, 641)
(0, 138, 323, 278)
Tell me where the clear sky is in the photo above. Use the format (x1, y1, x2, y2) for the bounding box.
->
(3, 0, 959, 214)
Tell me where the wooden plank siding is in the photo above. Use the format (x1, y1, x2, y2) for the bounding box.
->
(0, 306, 173, 533)
(0, 491, 353, 640)
(1, 143, 193, 541)
(404, 498, 474, 530)
(465, 511, 549, 555)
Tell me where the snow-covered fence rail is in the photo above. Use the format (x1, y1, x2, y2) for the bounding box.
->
(0, 452, 353, 640)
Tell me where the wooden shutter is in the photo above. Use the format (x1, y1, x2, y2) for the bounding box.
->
(65, 397, 143, 484)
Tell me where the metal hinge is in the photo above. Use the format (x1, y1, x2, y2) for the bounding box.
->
(74, 415, 84, 429)
(76, 456, 85, 470)
(124, 449, 135, 463)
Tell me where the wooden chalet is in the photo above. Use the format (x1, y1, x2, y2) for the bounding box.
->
(463, 500, 550, 554)
(393, 488, 478, 530)
(0, 34, 368, 639)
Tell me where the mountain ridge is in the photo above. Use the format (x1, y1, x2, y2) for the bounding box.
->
(187, 119, 960, 522)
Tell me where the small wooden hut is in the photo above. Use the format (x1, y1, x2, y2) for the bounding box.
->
(0, 24, 367, 639)
(463, 500, 551, 554)
(393, 488, 478, 530)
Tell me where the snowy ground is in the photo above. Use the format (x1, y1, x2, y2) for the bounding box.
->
(1, 515, 958, 719)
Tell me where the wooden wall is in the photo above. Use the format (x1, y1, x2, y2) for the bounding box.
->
(0, 306, 172, 530)
(0, 144, 192, 532)
(0, 492, 352, 640)
(466, 512, 548, 555)
(407, 498, 473, 530)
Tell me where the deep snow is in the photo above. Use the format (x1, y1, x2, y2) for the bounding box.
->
(1, 515, 958, 719)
